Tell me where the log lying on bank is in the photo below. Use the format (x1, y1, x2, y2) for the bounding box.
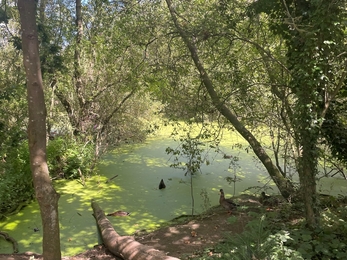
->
(91, 200, 180, 260)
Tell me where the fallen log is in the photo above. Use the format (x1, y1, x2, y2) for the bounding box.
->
(91, 200, 180, 260)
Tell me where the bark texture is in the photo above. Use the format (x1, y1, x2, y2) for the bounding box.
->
(18, 1, 61, 259)
(91, 200, 180, 260)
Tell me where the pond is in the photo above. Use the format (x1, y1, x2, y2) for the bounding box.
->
(0, 129, 346, 255)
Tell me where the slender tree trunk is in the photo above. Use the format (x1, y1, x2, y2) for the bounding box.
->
(74, 0, 85, 135)
(165, 0, 294, 199)
(75, 0, 83, 105)
(18, 1, 61, 259)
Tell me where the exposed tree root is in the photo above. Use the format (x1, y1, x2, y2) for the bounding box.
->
(0, 231, 18, 253)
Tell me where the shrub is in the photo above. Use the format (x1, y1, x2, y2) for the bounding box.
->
(207, 214, 303, 260)
(0, 136, 96, 216)
(47, 136, 95, 179)
(287, 208, 347, 259)
(0, 141, 33, 216)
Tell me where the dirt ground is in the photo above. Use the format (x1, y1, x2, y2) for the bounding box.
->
(0, 195, 262, 260)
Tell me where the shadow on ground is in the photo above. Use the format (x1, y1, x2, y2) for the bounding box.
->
(0, 194, 263, 260)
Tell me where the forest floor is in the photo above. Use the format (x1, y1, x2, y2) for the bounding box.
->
(0, 194, 264, 260)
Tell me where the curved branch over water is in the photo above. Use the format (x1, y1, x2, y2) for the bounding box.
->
(165, 0, 294, 199)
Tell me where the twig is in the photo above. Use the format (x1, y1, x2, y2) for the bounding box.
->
(106, 174, 118, 183)
(78, 168, 85, 186)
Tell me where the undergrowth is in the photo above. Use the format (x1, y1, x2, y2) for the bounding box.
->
(0, 137, 95, 216)
(198, 202, 347, 260)
(47, 136, 95, 179)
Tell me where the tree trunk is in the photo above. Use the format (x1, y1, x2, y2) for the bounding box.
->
(298, 154, 319, 228)
(18, 1, 61, 259)
(165, 0, 294, 199)
(74, 0, 86, 135)
(91, 200, 180, 260)
(296, 118, 320, 228)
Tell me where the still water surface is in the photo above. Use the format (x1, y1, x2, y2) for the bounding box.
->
(0, 132, 346, 255)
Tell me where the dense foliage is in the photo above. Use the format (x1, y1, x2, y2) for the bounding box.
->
(0, 136, 95, 216)
(47, 136, 95, 179)
(200, 203, 347, 259)
(0, 141, 32, 218)
(0, 0, 162, 216)
(1, 0, 347, 256)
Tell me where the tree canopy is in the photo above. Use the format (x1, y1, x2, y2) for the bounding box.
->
(1, 0, 347, 256)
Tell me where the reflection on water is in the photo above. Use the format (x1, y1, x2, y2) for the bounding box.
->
(0, 133, 346, 255)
